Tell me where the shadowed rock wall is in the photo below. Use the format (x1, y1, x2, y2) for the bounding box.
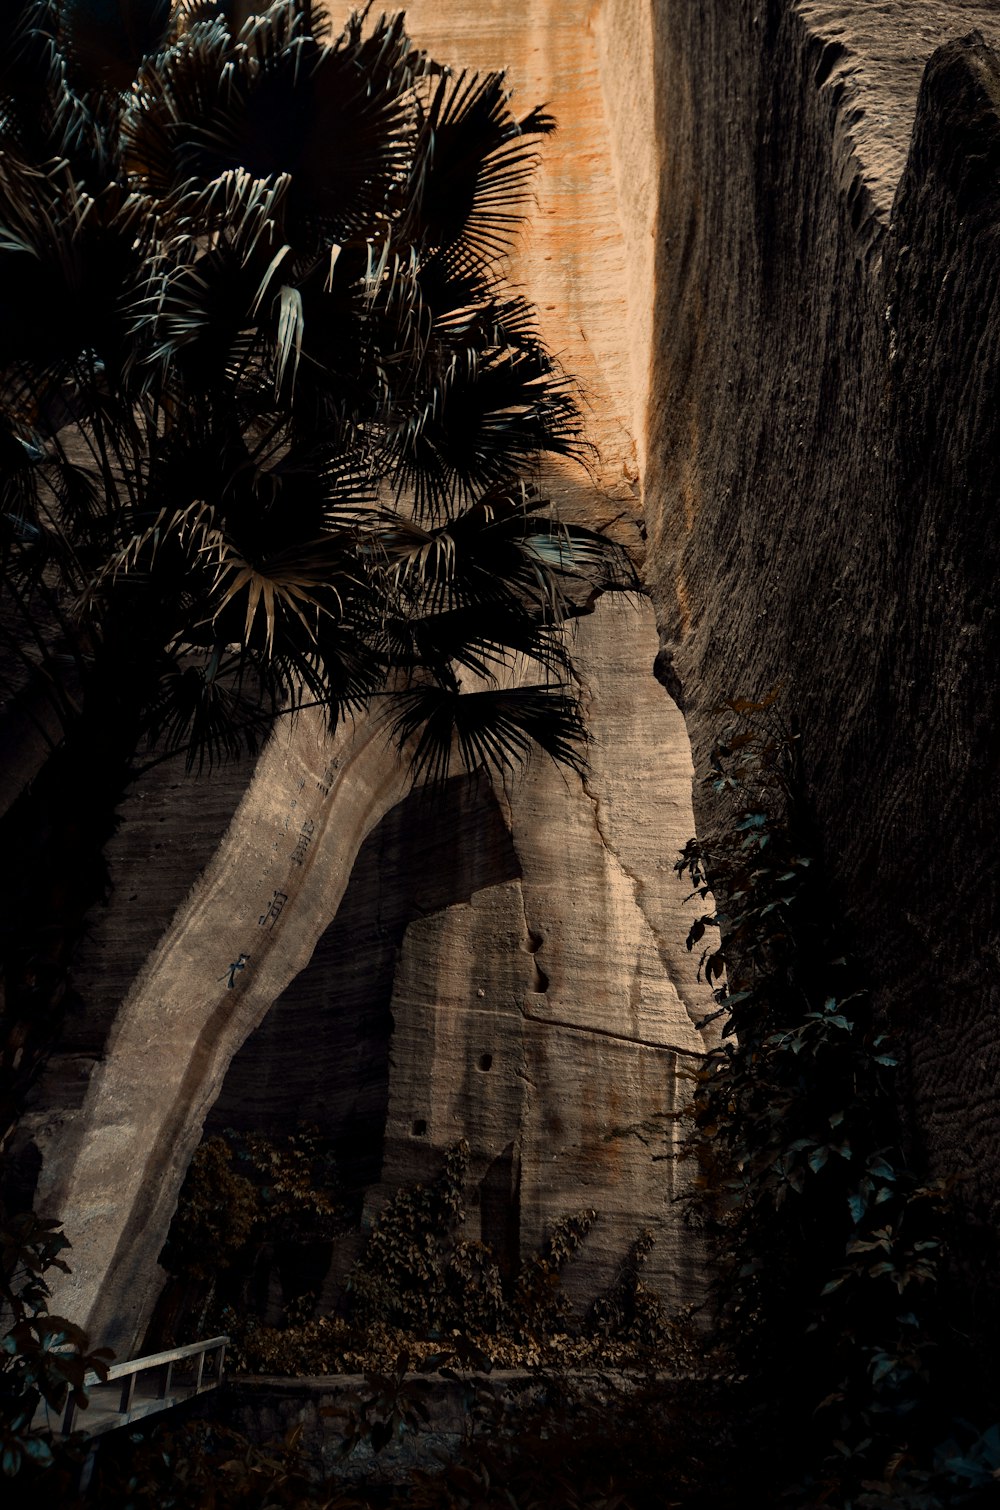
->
(206, 770, 521, 1195)
(643, 0, 1000, 1331)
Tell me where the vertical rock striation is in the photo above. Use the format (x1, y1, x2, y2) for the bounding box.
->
(643, 0, 1000, 1340)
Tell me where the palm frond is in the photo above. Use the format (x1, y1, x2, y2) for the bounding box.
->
(0, 157, 156, 386)
(126, 6, 420, 248)
(409, 69, 554, 270)
(0, 3, 600, 788)
(397, 601, 574, 687)
(61, 0, 172, 91)
(133, 229, 281, 391)
(389, 338, 582, 518)
(382, 483, 636, 633)
(387, 682, 587, 787)
(139, 647, 274, 770)
(121, 13, 235, 192)
(518, 521, 639, 593)
(0, 3, 79, 168)
(274, 282, 303, 398)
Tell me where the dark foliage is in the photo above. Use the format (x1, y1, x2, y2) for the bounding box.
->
(0, 1207, 111, 1490)
(674, 694, 1000, 1507)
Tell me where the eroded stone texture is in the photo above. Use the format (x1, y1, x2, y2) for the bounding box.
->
(368, 596, 710, 1306)
(25, 0, 1000, 1366)
(207, 770, 521, 1198)
(25, 0, 721, 1356)
(642, 0, 1000, 1339)
(39, 710, 420, 1352)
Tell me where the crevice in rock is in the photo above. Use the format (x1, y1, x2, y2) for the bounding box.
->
(519, 1001, 706, 1059)
(572, 666, 706, 1039)
(526, 927, 549, 994)
(513, 875, 551, 999)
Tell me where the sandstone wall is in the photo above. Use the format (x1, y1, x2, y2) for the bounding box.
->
(643, 0, 1000, 1330)
(24, 0, 718, 1356)
(27, 0, 1000, 1364)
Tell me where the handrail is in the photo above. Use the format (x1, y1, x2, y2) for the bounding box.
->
(61, 1334, 229, 1437)
(83, 1334, 229, 1386)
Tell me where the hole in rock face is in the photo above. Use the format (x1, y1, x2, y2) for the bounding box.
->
(478, 1053, 493, 1072)
(526, 927, 549, 993)
(411, 1119, 427, 1136)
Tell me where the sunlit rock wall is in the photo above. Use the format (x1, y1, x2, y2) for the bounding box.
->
(25, 0, 716, 1356)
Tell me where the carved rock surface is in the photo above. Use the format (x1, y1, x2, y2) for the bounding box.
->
(369, 598, 709, 1308)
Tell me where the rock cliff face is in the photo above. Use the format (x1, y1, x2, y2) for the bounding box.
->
(31, 598, 710, 1356)
(16, 0, 1000, 1357)
(24, 0, 724, 1358)
(642, 0, 1000, 1336)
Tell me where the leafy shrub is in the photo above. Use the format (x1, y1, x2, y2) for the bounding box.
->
(675, 694, 1000, 1506)
(349, 1144, 598, 1343)
(0, 1207, 111, 1492)
(170, 1133, 629, 1373)
(583, 1230, 668, 1348)
(346, 1141, 471, 1331)
(156, 1126, 347, 1344)
(508, 1208, 597, 1339)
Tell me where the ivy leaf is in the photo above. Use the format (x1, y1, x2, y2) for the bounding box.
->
(23, 1437, 53, 1466)
(735, 813, 768, 831)
(2, 1442, 24, 1476)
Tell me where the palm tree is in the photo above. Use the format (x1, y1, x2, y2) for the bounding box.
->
(0, 0, 635, 1144)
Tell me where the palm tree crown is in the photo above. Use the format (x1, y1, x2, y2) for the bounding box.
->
(0, 0, 635, 781)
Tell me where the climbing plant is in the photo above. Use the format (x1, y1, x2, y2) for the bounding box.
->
(153, 1125, 347, 1347)
(160, 1130, 676, 1377)
(675, 693, 1000, 1506)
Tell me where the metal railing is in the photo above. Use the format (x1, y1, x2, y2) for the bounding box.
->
(60, 1334, 228, 1438)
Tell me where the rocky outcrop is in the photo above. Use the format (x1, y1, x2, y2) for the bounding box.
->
(369, 598, 709, 1309)
(33, 598, 710, 1357)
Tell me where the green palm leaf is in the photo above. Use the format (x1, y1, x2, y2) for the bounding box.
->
(388, 682, 587, 787)
(409, 69, 554, 271)
(390, 340, 581, 518)
(126, 5, 420, 248)
(399, 603, 573, 688)
(0, 2, 626, 788)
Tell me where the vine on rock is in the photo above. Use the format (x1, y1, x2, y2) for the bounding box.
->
(676, 694, 1000, 1507)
